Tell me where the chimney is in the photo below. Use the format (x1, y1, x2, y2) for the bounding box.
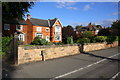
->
(27, 14, 31, 19)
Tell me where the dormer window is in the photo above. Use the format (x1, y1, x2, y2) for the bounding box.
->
(16, 25, 23, 30)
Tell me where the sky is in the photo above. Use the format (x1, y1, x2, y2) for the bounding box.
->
(27, 2, 118, 28)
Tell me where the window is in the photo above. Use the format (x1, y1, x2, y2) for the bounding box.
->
(46, 36, 49, 41)
(46, 28, 49, 31)
(36, 33, 43, 39)
(16, 25, 23, 30)
(37, 27, 42, 32)
(18, 33, 24, 41)
(55, 25, 61, 32)
(4, 24, 10, 30)
(55, 35, 60, 41)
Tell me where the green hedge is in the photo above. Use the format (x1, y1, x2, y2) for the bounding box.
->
(0, 36, 13, 56)
(92, 36, 107, 43)
(77, 38, 90, 44)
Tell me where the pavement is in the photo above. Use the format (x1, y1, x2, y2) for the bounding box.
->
(2, 47, 120, 79)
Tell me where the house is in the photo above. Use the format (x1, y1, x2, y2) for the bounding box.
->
(2, 14, 62, 44)
(2, 19, 28, 44)
(76, 22, 99, 36)
(26, 14, 62, 44)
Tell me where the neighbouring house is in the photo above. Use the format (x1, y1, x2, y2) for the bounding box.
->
(76, 22, 99, 36)
(2, 14, 62, 44)
(2, 19, 28, 44)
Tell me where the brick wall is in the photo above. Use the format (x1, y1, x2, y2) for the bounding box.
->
(18, 41, 118, 65)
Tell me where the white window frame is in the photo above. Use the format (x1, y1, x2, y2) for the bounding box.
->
(18, 33, 24, 41)
(35, 33, 43, 38)
(46, 35, 49, 41)
(55, 35, 61, 41)
(4, 24, 10, 30)
(16, 25, 23, 31)
(36, 27, 42, 32)
(46, 28, 49, 32)
(55, 25, 61, 32)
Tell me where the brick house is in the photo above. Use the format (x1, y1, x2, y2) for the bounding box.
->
(2, 14, 62, 44)
(2, 19, 28, 44)
(76, 22, 99, 36)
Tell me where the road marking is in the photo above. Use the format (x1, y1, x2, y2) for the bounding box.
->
(51, 53, 120, 79)
(110, 72, 120, 80)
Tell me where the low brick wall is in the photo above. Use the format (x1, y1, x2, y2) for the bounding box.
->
(18, 44, 80, 64)
(18, 41, 118, 65)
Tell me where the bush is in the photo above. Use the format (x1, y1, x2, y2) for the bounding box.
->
(77, 38, 90, 44)
(115, 36, 119, 41)
(31, 37, 41, 45)
(1, 36, 13, 56)
(106, 36, 117, 44)
(92, 36, 107, 43)
(81, 31, 94, 39)
(31, 37, 48, 45)
(67, 36, 73, 44)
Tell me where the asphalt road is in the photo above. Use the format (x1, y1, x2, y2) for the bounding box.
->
(2, 47, 120, 79)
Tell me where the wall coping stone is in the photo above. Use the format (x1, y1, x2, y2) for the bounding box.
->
(18, 41, 118, 50)
(18, 43, 80, 50)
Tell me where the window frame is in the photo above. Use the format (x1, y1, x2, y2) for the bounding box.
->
(36, 27, 42, 32)
(4, 24, 10, 30)
(46, 28, 49, 32)
(16, 25, 23, 31)
(18, 33, 24, 41)
(35, 33, 43, 39)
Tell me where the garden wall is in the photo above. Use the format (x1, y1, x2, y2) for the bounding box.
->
(18, 41, 118, 64)
(18, 44, 80, 64)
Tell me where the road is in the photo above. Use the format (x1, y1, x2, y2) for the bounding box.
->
(2, 47, 120, 79)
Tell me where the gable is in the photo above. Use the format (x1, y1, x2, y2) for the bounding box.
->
(52, 19, 63, 28)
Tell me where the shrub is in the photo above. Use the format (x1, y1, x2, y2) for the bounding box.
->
(81, 31, 94, 39)
(46, 42, 54, 45)
(77, 38, 90, 44)
(115, 36, 119, 41)
(67, 36, 73, 44)
(31, 37, 48, 45)
(1, 35, 13, 56)
(39, 39, 48, 45)
(92, 36, 107, 43)
(106, 36, 117, 44)
(31, 37, 41, 45)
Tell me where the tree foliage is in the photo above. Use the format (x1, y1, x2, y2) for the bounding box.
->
(75, 25, 82, 30)
(81, 31, 94, 39)
(111, 20, 120, 29)
(2, 2, 34, 21)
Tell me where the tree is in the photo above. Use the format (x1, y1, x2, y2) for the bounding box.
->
(96, 25, 102, 29)
(62, 26, 76, 43)
(111, 20, 120, 29)
(98, 29, 111, 36)
(111, 20, 120, 46)
(75, 25, 82, 30)
(66, 25, 73, 28)
(2, 2, 34, 21)
(81, 31, 94, 39)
